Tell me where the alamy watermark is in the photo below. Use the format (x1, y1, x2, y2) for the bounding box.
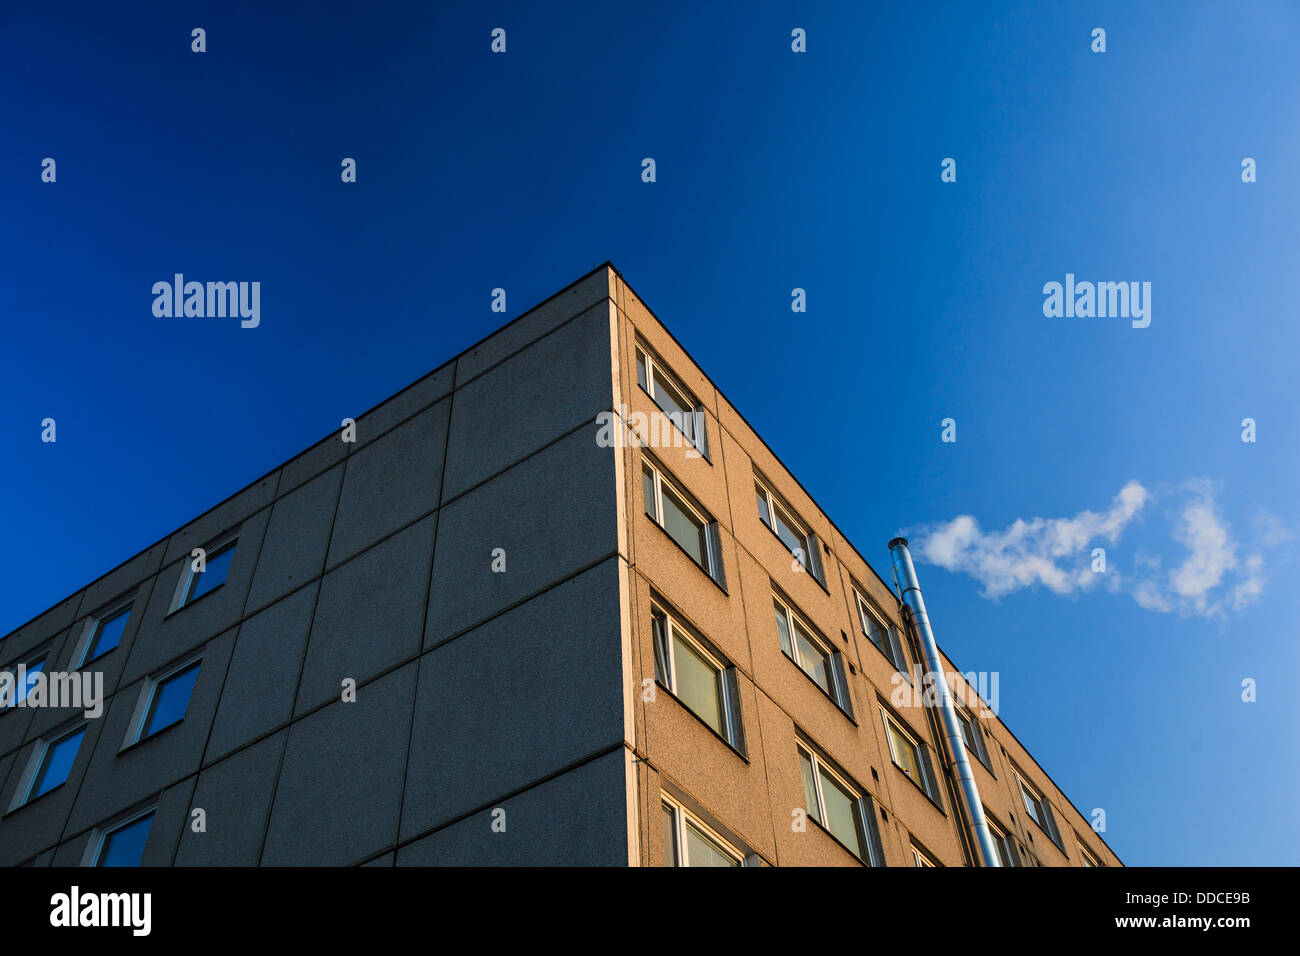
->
(1042, 273, 1150, 328)
(152, 274, 260, 328)
(596, 406, 704, 458)
(0, 666, 103, 718)
(891, 669, 999, 718)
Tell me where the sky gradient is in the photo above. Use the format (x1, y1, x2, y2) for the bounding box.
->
(2, 1, 1297, 864)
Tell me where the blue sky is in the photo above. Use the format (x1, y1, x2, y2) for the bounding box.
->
(2, 1, 1296, 864)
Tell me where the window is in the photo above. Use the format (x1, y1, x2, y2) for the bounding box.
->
(636, 345, 709, 459)
(661, 798, 742, 867)
(642, 459, 725, 585)
(1078, 843, 1102, 867)
(797, 743, 882, 865)
(911, 844, 938, 867)
(882, 710, 942, 804)
(1015, 773, 1063, 848)
(4, 654, 46, 709)
(651, 606, 743, 749)
(754, 477, 825, 584)
(956, 706, 992, 771)
(22, 725, 87, 804)
(135, 660, 201, 742)
(772, 595, 852, 714)
(94, 810, 155, 867)
(986, 814, 1020, 867)
(79, 600, 133, 666)
(171, 535, 237, 611)
(854, 589, 910, 677)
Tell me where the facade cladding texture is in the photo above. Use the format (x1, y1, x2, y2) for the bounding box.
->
(0, 265, 1120, 867)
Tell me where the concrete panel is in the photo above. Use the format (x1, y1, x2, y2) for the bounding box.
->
(0, 591, 83, 662)
(162, 473, 279, 565)
(0, 716, 105, 866)
(206, 585, 318, 762)
(351, 362, 455, 450)
(424, 428, 618, 646)
(66, 629, 237, 835)
(326, 401, 448, 568)
(441, 301, 614, 500)
(456, 267, 614, 382)
(278, 431, 348, 498)
(175, 731, 286, 866)
(122, 510, 269, 686)
(397, 749, 627, 866)
(295, 515, 434, 716)
(401, 560, 624, 840)
(246, 463, 343, 614)
(261, 663, 416, 866)
(77, 540, 169, 621)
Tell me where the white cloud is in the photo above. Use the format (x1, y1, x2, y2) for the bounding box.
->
(909, 479, 1286, 619)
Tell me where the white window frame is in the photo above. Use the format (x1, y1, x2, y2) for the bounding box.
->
(772, 594, 851, 712)
(124, 654, 203, 748)
(651, 605, 740, 747)
(797, 742, 880, 865)
(956, 705, 992, 771)
(9, 721, 87, 811)
(168, 532, 238, 613)
(754, 477, 823, 581)
(986, 813, 1019, 867)
(82, 805, 157, 867)
(72, 595, 134, 668)
(881, 709, 939, 801)
(911, 844, 938, 867)
(661, 795, 744, 867)
(635, 344, 708, 457)
(1015, 772, 1063, 847)
(853, 588, 910, 679)
(642, 459, 720, 579)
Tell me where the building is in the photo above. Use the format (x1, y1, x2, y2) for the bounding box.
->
(0, 264, 1120, 867)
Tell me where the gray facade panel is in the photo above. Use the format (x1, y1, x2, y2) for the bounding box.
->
(396, 749, 627, 866)
(294, 515, 435, 716)
(76, 540, 168, 620)
(121, 510, 269, 687)
(1, 592, 83, 664)
(402, 559, 624, 841)
(278, 432, 348, 498)
(175, 731, 286, 866)
(326, 400, 449, 569)
(0, 716, 105, 866)
(162, 473, 278, 566)
(205, 585, 318, 762)
(352, 362, 455, 450)
(65, 629, 237, 835)
(246, 464, 343, 614)
(424, 428, 618, 646)
(441, 301, 612, 501)
(261, 663, 416, 866)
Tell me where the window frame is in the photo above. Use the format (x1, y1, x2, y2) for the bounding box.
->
(85, 806, 157, 867)
(796, 741, 882, 866)
(641, 458, 724, 585)
(772, 593, 853, 716)
(125, 655, 203, 747)
(754, 476, 825, 584)
(881, 708, 943, 805)
(74, 595, 135, 668)
(1077, 842, 1102, 867)
(911, 843, 939, 867)
(635, 344, 709, 460)
(661, 795, 745, 867)
(1015, 771, 1063, 848)
(853, 588, 911, 680)
(11, 721, 88, 809)
(651, 604, 743, 751)
(955, 705, 993, 772)
(168, 532, 238, 613)
(985, 812, 1020, 867)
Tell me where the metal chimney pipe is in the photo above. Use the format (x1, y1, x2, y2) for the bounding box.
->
(889, 537, 1001, 867)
